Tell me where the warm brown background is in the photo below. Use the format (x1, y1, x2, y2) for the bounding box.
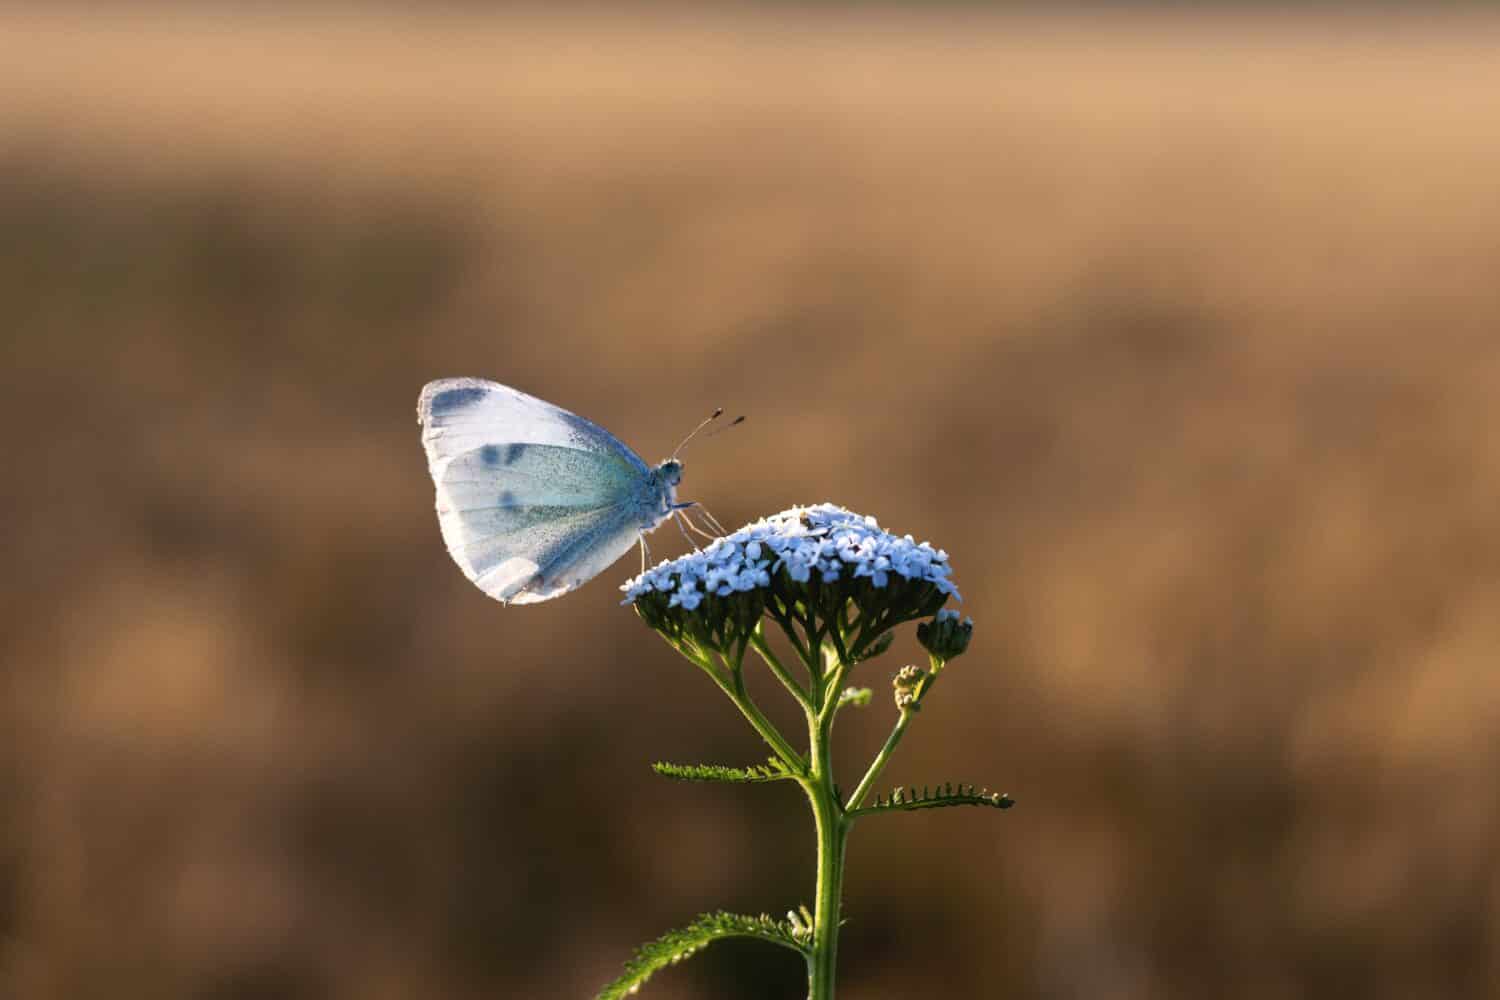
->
(4, 7, 1500, 999)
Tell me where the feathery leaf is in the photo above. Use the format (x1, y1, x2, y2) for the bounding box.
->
(595, 910, 811, 1000)
(651, 758, 796, 783)
(850, 782, 1014, 818)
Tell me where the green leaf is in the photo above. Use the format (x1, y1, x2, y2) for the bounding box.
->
(836, 687, 873, 710)
(651, 758, 796, 783)
(850, 782, 1014, 818)
(595, 910, 811, 1000)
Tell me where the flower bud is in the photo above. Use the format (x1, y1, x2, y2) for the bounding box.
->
(892, 664, 927, 712)
(916, 608, 973, 662)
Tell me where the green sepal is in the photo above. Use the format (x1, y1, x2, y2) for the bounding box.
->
(651, 758, 797, 783)
(594, 910, 811, 1000)
(849, 782, 1014, 818)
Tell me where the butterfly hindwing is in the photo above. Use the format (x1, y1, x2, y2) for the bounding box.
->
(493, 505, 646, 605)
(435, 445, 641, 603)
(450, 501, 644, 605)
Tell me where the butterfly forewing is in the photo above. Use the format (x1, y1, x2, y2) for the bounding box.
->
(419, 378, 649, 472)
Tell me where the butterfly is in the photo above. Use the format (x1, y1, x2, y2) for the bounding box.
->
(417, 378, 717, 605)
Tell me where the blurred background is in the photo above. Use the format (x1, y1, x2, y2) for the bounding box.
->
(4, 5, 1500, 999)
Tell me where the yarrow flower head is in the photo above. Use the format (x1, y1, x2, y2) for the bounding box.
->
(596, 504, 1009, 1000)
(622, 504, 960, 662)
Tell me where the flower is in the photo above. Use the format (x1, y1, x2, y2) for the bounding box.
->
(623, 504, 960, 605)
(623, 504, 960, 663)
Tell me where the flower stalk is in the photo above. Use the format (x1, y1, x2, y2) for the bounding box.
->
(807, 719, 848, 1000)
(599, 505, 1010, 1000)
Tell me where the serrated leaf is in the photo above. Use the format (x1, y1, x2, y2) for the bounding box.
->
(651, 758, 796, 783)
(836, 687, 873, 710)
(850, 782, 1014, 818)
(595, 910, 810, 1000)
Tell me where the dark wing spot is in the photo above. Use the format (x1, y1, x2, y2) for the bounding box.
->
(430, 386, 487, 415)
(499, 490, 517, 509)
(504, 443, 527, 465)
(480, 445, 501, 466)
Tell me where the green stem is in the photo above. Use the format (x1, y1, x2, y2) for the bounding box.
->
(845, 657, 944, 811)
(749, 625, 812, 709)
(821, 660, 851, 735)
(769, 601, 814, 668)
(822, 622, 851, 679)
(691, 646, 807, 774)
(805, 699, 848, 1000)
(726, 673, 807, 775)
(845, 709, 915, 813)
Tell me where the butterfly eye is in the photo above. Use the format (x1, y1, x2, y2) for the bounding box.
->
(660, 460, 684, 486)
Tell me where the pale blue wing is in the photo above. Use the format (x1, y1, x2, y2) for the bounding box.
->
(438, 443, 642, 513)
(434, 443, 643, 603)
(477, 505, 646, 606)
(445, 494, 646, 605)
(416, 379, 660, 604)
(418, 377, 649, 474)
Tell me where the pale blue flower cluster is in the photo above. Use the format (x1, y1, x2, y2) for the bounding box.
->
(622, 504, 960, 611)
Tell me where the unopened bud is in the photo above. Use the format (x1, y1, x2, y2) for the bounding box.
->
(892, 664, 928, 711)
(916, 608, 973, 661)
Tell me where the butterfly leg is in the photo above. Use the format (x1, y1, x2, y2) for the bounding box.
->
(701, 505, 731, 538)
(682, 514, 718, 543)
(639, 534, 653, 573)
(673, 509, 702, 552)
(679, 500, 730, 538)
(672, 502, 719, 541)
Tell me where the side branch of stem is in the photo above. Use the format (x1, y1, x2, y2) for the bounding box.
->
(689, 645, 808, 774)
(750, 626, 811, 709)
(844, 710, 914, 813)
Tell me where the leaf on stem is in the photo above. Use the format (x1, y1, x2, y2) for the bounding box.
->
(595, 910, 811, 1000)
(850, 782, 1014, 818)
(651, 758, 797, 783)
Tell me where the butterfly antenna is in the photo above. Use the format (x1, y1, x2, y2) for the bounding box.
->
(704, 415, 746, 440)
(673, 407, 724, 458)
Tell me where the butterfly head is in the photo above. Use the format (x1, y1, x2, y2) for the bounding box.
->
(657, 459, 684, 487)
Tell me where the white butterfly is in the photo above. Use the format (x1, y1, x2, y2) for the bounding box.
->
(417, 378, 696, 605)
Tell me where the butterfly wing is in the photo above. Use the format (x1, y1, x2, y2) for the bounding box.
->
(417, 378, 656, 604)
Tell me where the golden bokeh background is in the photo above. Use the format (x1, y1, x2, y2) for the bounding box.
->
(4, 7, 1499, 999)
